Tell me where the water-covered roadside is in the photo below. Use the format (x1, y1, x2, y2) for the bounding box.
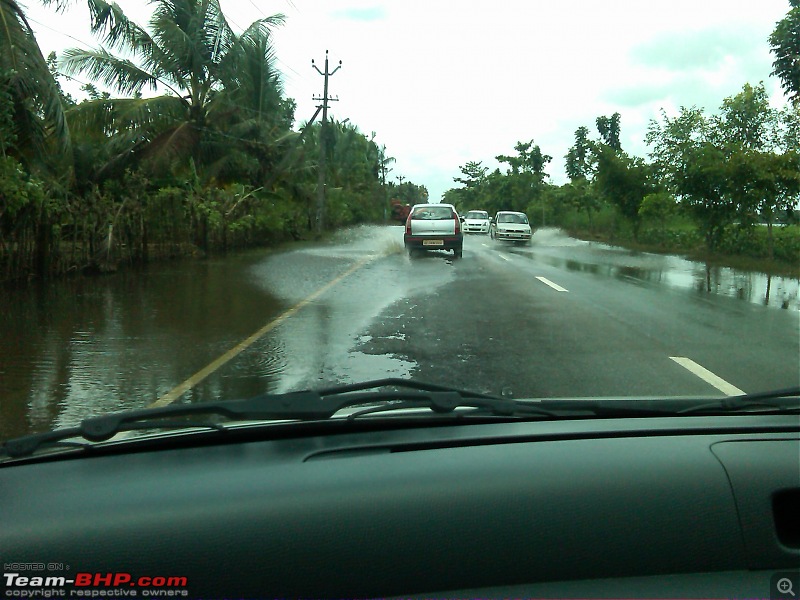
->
(530, 228, 799, 312)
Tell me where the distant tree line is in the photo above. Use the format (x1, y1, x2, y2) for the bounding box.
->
(444, 3, 800, 268)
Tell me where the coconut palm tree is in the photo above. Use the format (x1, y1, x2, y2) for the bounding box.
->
(0, 0, 70, 166)
(55, 0, 285, 181)
(206, 22, 296, 185)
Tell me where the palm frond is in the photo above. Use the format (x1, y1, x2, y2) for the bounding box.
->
(60, 47, 164, 96)
(85, 0, 157, 56)
(67, 95, 186, 140)
(150, 0, 234, 84)
(0, 0, 71, 157)
(140, 121, 200, 165)
(37, 0, 75, 12)
(214, 22, 284, 126)
(239, 13, 286, 43)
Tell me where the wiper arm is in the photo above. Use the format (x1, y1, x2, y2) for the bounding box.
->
(1, 379, 546, 459)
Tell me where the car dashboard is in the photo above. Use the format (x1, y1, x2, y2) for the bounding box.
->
(1, 413, 799, 599)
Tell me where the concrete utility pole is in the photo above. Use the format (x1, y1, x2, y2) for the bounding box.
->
(312, 50, 341, 234)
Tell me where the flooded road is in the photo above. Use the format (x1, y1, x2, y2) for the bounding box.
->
(527, 229, 799, 311)
(1, 226, 798, 440)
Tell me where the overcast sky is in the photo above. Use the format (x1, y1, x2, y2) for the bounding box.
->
(25, 0, 794, 201)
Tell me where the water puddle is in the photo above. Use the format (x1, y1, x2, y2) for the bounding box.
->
(526, 229, 799, 311)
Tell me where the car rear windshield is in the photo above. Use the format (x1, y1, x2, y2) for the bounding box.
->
(498, 213, 528, 224)
(413, 207, 454, 220)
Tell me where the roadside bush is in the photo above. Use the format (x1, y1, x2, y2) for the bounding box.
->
(638, 227, 702, 250)
(772, 225, 800, 264)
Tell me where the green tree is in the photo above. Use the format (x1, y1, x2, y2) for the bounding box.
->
(0, 0, 70, 167)
(681, 143, 737, 251)
(57, 0, 285, 180)
(728, 148, 800, 258)
(769, 0, 800, 103)
(562, 179, 601, 229)
(392, 181, 428, 206)
(594, 146, 651, 240)
(638, 192, 677, 234)
(647, 83, 797, 255)
(442, 187, 466, 212)
(648, 106, 737, 251)
(496, 140, 551, 180)
(496, 140, 552, 213)
(453, 160, 488, 208)
(565, 126, 593, 181)
(646, 106, 709, 184)
(713, 82, 778, 151)
(596, 113, 622, 151)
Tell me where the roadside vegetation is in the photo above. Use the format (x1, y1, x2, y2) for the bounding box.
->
(445, 2, 800, 276)
(0, 0, 424, 282)
(2, 1, 798, 282)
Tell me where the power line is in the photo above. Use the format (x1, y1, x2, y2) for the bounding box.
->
(248, 0, 268, 19)
(27, 16, 99, 51)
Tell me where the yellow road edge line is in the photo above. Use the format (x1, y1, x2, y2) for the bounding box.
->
(147, 255, 375, 408)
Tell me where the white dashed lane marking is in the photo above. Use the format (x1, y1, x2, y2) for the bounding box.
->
(536, 276, 569, 292)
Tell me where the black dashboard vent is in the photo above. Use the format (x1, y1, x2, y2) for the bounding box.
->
(773, 489, 800, 548)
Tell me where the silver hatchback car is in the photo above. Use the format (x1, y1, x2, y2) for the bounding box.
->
(404, 203, 464, 258)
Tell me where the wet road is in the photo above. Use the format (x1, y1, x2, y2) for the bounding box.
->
(1, 226, 798, 439)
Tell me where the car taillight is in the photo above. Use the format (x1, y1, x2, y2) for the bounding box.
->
(454, 215, 460, 234)
(405, 216, 412, 235)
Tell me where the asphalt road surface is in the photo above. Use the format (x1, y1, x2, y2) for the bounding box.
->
(252, 225, 799, 400)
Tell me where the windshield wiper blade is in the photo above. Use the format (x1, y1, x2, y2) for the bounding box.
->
(1, 391, 327, 459)
(7, 381, 797, 460)
(676, 387, 800, 415)
(1, 379, 544, 459)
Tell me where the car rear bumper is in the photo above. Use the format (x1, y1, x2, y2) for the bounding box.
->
(404, 234, 463, 250)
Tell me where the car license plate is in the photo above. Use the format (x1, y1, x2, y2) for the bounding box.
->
(423, 240, 444, 246)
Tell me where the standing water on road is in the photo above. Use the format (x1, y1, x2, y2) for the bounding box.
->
(526, 228, 799, 312)
(0, 226, 405, 440)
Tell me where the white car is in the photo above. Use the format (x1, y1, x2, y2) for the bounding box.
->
(491, 211, 533, 244)
(461, 210, 491, 234)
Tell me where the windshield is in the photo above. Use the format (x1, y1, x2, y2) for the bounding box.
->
(497, 213, 529, 224)
(1, 0, 799, 445)
(411, 206, 455, 220)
